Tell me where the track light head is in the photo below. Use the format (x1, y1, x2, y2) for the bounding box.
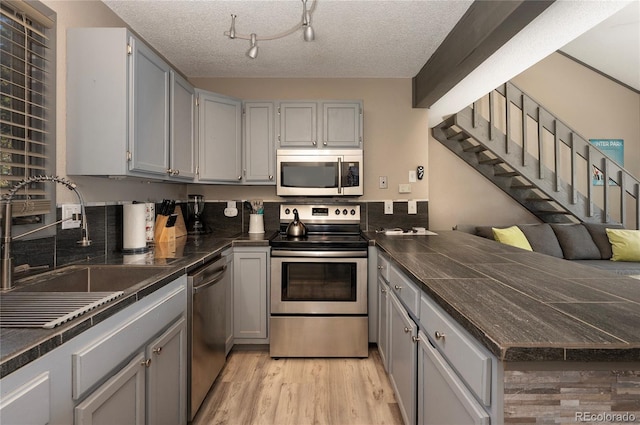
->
(247, 33, 258, 59)
(303, 25, 315, 42)
(228, 14, 236, 39)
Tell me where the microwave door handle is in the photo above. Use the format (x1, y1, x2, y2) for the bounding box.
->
(337, 157, 342, 194)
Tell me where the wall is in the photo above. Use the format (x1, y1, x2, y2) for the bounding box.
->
(187, 78, 429, 205)
(43, 0, 186, 205)
(428, 52, 640, 231)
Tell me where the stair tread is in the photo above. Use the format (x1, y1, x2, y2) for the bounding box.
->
(462, 145, 487, 153)
(495, 171, 520, 177)
(479, 158, 504, 165)
(448, 132, 471, 142)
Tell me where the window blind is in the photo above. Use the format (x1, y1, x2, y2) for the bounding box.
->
(0, 1, 53, 219)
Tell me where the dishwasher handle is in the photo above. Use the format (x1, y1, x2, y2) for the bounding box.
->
(192, 264, 227, 294)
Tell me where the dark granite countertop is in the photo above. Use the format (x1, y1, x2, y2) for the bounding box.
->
(0, 230, 277, 378)
(365, 230, 640, 363)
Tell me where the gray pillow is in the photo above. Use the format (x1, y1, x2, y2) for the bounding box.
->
(583, 222, 624, 259)
(476, 226, 508, 240)
(517, 224, 564, 258)
(550, 224, 601, 260)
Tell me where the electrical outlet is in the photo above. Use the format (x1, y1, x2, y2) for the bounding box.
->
(408, 200, 417, 214)
(62, 204, 82, 229)
(379, 176, 388, 189)
(409, 170, 417, 183)
(384, 201, 393, 214)
(399, 183, 411, 193)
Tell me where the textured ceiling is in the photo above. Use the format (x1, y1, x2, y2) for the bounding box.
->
(102, 0, 474, 78)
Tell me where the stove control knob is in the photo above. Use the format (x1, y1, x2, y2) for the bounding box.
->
(350, 209, 356, 215)
(343, 209, 348, 215)
(285, 208, 290, 215)
(335, 209, 341, 215)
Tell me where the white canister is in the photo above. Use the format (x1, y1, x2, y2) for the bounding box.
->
(249, 214, 264, 234)
(123, 203, 148, 253)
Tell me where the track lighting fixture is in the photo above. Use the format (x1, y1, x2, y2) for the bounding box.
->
(224, 0, 316, 59)
(247, 33, 258, 59)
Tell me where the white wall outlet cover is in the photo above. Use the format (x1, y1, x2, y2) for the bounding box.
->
(224, 207, 238, 217)
(379, 176, 388, 189)
(408, 200, 417, 214)
(384, 200, 393, 214)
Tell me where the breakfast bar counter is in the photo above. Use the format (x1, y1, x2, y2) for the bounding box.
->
(366, 230, 640, 362)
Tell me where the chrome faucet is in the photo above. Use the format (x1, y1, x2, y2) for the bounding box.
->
(1, 175, 91, 290)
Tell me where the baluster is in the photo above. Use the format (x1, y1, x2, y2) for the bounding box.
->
(489, 91, 494, 141)
(603, 158, 610, 222)
(554, 120, 560, 192)
(505, 83, 511, 154)
(472, 101, 478, 128)
(570, 133, 577, 204)
(620, 171, 627, 228)
(537, 107, 544, 179)
(521, 95, 527, 167)
(587, 146, 594, 218)
(635, 183, 640, 230)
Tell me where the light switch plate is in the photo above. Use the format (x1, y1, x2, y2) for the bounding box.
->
(62, 204, 82, 229)
(399, 183, 411, 193)
(409, 170, 417, 183)
(384, 201, 393, 214)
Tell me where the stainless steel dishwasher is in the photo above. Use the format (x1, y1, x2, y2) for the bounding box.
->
(187, 253, 230, 421)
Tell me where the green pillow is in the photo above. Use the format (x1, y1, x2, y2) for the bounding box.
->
(492, 226, 533, 251)
(605, 228, 640, 261)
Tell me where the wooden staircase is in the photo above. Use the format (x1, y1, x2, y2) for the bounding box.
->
(432, 82, 640, 229)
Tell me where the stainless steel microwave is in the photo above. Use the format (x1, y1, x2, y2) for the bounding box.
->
(276, 149, 363, 197)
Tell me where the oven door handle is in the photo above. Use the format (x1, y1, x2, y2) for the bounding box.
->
(337, 157, 342, 194)
(271, 250, 367, 258)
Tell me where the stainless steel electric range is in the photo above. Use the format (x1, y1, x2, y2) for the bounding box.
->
(269, 204, 368, 358)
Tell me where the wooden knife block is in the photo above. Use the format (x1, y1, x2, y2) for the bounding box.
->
(154, 209, 187, 244)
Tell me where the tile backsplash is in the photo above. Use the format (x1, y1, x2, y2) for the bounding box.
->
(10, 200, 428, 270)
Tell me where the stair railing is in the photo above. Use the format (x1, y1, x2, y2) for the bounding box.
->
(469, 81, 639, 229)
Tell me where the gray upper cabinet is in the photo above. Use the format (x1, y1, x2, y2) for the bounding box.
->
(66, 28, 195, 181)
(278, 102, 318, 147)
(129, 37, 170, 176)
(196, 91, 242, 183)
(243, 102, 275, 184)
(278, 101, 363, 149)
(170, 72, 197, 180)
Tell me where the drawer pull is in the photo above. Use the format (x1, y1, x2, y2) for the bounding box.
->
(412, 336, 420, 343)
(434, 331, 446, 340)
(153, 347, 162, 355)
(404, 327, 411, 333)
(141, 358, 152, 368)
(394, 285, 403, 290)
(380, 288, 387, 293)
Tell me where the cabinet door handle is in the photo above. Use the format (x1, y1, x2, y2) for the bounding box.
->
(153, 347, 162, 355)
(404, 327, 411, 333)
(380, 288, 386, 293)
(323, 141, 327, 146)
(269, 175, 273, 180)
(238, 175, 242, 180)
(412, 336, 420, 343)
(377, 265, 384, 270)
(312, 141, 317, 146)
(394, 285, 403, 290)
(173, 170, 179, 176)
(166, 168, 173, 175)
(141, 358, 152, 368)
(434, 331, 446, 340)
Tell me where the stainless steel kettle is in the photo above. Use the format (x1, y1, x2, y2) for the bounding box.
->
(286, 209, 307, 238)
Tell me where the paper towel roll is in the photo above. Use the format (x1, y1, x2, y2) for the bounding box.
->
(123, 203, 148, 253)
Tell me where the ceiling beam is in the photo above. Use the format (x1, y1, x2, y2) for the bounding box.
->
(412, 0, 554, 109)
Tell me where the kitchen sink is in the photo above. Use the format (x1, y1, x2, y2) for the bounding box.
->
(1, 265, 173, 329)
(10, 264, 172, 293)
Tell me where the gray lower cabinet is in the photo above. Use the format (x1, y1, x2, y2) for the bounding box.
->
(417, 331, 490, 425)
(377, 275, 390, 372)
(74, 352, 147, 425)
(224, 250, 235, 355)
(388, 292, 417, 425)
(0, 276, 187, 424)
(0, 372, 51, 425)
(233, 248, 269, 342)
(74, 317, 187, 425)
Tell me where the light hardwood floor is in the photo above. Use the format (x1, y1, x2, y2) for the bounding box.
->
(192, 346, 403, 425)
